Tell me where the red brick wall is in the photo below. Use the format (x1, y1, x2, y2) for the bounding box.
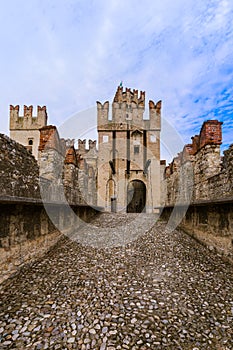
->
(65, 147, 78, 165)
(39, 125, 65, 155)
(199, 120, 222, 149)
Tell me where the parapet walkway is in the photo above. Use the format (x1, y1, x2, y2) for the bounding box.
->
(0, 213, 232, 349)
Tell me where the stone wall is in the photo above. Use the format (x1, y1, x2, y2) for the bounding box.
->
(162, 120, 232, 206)
(0, 133, 100, 283)
(162, 201, 233, 262)
(162, 120, 233, 260)
(0, 200, 99, 283)
(76, 139, 98, 206)
(38, 125, 66, 202)
(38, 127, 97, 206)
(0, 201, 60, 283)
(195, 144, 233, 201)
(0, 134, 40, 198)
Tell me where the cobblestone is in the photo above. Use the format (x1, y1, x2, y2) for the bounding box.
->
(0, 213, 232, 349)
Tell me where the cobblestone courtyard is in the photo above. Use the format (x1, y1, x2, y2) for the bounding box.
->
(0, 213, 232, 349)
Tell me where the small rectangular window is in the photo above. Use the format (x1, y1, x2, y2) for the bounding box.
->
(134, 145, 139, 154)
(103, 135, 109, 143)
(150, 134, 156, 142)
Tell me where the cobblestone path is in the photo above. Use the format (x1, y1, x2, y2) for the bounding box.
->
(0, 213, 232, 350)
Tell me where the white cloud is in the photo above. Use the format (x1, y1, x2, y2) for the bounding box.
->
(0, 0, 232, 161)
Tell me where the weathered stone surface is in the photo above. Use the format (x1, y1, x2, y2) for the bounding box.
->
(0, 134, 40, 198)
(97, 86, 161, 212)
(162, 121, 233, 206)
(9, 105, 47, 159)
(0, 202, 99, 283)
(0, 213, 232, 349)
(162, 202, 233, 261)
(161, 120, 233, 258)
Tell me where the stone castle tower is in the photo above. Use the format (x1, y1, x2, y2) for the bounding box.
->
(9, 105, 48, 159)
(97, 86, 161, 213)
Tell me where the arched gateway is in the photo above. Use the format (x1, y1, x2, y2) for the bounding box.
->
(127, 180, 146, 213)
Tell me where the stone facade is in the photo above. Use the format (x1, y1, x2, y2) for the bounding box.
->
(0, 133, 100, 283)
(9, 103, 98, 207)
(37, 126, 97, 206)
(6, 98, 233, 214)
(0, 199, 99, 284)
(97, 86, 161, 213)
(38, 125, 66, 203)
(63, 140, 82, 204)
(9, 105, 48, 159)
(162, 120, 228, 206)
(4, 89, 233, 261)
(76, 139, 98, 206)
(0, 134, 40, 198)
(8, 86, 162, 212)
(162, 120, 233, 259)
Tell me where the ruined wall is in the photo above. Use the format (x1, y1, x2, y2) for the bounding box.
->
(162, 202, 233, 262)
(63, 141, 82, 204)
(38, 127, 97, 206)
(195, 144, 233, 201)
(162, 120, 228, 206)
(0, 134, 40, 198)
(38, 125, 66, 202)
(0, 134, 60, 282)
(162, 120, 233, 260)
(0, 133, 100, 283)
(0, 201, 99, 283)
(76, 139, 98, 206)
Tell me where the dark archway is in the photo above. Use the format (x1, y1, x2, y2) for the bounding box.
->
(127, 180, 146, 213)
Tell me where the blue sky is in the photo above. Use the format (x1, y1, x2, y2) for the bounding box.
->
(0, 0, 232, 161)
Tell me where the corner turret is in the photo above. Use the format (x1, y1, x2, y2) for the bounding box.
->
(149, 100, 161, 130)
(9, 105, 48, 159)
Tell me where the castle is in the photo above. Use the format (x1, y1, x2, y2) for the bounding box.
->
(9, 85, 229, 214)
(3, 84, 233, 263)
(97, 86, 162, 213)
(9, 85, 162, 213)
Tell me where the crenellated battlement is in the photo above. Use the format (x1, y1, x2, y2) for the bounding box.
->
(113, 86, 145, 106)
(23, 105, 33, 117)
(149, 100, 162, 111)
(78, 139, 86, 153)
(77, 139, 97, 154)
(9, 105, 48, 130)
(65, 139, 75, 148)
(89, 140, 97, 150)
(96, 101, 109, 110)
(97, 101, 110, 130)
(97, 86, 161, 131)
(148, 100, 162, 130)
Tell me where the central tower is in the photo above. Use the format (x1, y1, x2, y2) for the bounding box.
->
(97, 86, 161, 213)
